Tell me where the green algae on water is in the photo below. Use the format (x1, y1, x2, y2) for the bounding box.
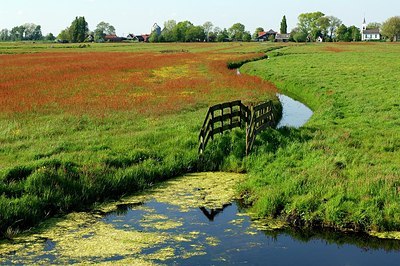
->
(0, 172, 245, 264)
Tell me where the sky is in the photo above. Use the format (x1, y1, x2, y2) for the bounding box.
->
(0, 0, 399, 36)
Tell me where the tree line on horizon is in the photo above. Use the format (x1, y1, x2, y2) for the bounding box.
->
(1, 13, 399, 43)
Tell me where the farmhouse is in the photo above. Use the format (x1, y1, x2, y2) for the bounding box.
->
(361, 18, 381, 41)
(104, 34, 124, 42)
(256, 29, 277, 41)
(275, 33, 290, 42)
(126, 34, 150, 42)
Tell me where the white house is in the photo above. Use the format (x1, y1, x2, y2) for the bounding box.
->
(361, 18, 381, 41)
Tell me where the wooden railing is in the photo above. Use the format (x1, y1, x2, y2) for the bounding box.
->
(199, 100, 278, 155)
(246, 101, 277, 155)
(198, 100, 250, 155)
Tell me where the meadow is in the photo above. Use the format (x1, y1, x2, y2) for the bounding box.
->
(0, 42, 279, 237)
(1, 41, 399, 238)
(241, 42, 400, 234)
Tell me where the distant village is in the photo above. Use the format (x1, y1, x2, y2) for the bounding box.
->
(85, 15, 397, 44)
(92, 19, 383, 44)
(1, 12, 399, 43)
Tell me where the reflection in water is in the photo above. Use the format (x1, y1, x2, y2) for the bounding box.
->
(113, 202, 144, 215)
(199, 203, 231, 221)
(103, 201, 400, 266)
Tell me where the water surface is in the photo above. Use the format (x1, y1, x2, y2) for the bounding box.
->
(277, 93, 313, 128)
(101, 200, 400, 266)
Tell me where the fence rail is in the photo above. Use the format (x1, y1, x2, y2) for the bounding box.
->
(199, 99, 278, 155)
(198, 100, 250, 154)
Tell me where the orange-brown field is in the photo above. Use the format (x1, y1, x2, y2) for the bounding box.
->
(0, 47, 277, 116)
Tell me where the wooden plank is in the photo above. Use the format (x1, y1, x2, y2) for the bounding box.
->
(240, 103, 250, 115)
(207, 111, 241, 126)
(221, 121, 241, 132)
(253, 101, 272, 112)
(255, 112, 273, 124)
(198, 128, 205, 140)
(200, 107, 212, 129)
(221, 101, 240, 109)
(209, 104, 222, 113)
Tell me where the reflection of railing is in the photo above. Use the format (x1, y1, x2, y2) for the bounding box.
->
(199, 204, 232, 221)
(199, 100, 278, 155)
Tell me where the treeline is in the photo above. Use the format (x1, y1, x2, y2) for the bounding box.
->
(149, 20, 252, 42)
(1, 13, 399, 43)
(289, 12, 400, 42)
(0, 23, 55, 42)
(289, 12, 364, 42)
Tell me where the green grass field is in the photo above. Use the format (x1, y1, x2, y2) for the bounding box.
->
(241, 43, 400, 233)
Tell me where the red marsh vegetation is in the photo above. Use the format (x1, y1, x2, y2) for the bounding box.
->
(0, 50, 277, 116)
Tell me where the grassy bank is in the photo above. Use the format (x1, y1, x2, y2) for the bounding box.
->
(0, 42, 280, 237)
(240, 43, 400, 233)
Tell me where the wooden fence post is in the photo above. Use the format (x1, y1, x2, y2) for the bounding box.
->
(211, 110, 214, 140)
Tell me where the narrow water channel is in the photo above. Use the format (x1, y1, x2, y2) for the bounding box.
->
(276, 93, 313, 128)
(1, 95, 400, 265)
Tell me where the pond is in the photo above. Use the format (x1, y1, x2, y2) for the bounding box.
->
(1, 95, 400, 265)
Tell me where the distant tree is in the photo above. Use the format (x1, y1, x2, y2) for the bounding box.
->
(57, 27, 71, 42)
(297, 11, 325, 41)
(186, 25, 205, 42)
(10, 25, 26, 41)
(243, 31, 252, 42)
(69, 16, 89, 43)
(94, 21, 116, 42)
(228, 23, 245, 41)
(327, 16, 342, 40)
(21, 23, 42, 40)
(336, 24, 350, 42)
(31, 25, 43, 40)
(161, 20, 177, 42)
(367, 22, 381, 30)
(175, 21, 193, 42)
(149, 31, 160, 42)
(280, 15, 288, 34)
(203, 21, 213, 42)
(289, 27, 297, 42)
(253, 27, 264, 39)
(381, 16, 400, 41)
(216, 28, 229, 42)
(0, 29, 10, 41)
(45, 33, 56, 41)
(317, 16, 330, 39)
(348, 26, 361, 41)
(206, 27, 219, 42)
(291, 27, 307, 42)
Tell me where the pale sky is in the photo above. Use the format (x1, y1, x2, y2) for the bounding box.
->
(0, 0, 398, 36)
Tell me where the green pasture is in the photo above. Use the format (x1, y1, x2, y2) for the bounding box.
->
(241, 42, 400, 233)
